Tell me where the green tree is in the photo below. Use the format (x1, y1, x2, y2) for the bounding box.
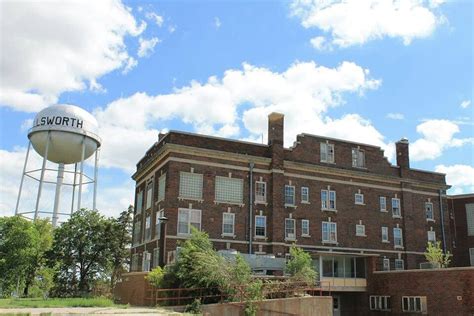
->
(108, 206, 133, 291)
(285, 245, 317, 285)
(0, 216, 52, 297)
(48, 209, 114, 296)
(424, 241, 451, 268)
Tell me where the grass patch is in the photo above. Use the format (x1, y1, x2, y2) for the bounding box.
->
(0, 297, 121, 308)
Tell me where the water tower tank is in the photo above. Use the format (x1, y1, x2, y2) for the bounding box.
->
(28, 104, 101, 163)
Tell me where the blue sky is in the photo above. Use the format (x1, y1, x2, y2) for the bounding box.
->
(0, 0, 472, 217)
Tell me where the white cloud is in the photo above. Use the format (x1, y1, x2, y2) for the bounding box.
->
(291, 0, 447, 48)
(138, 37, 161, 58)
(93, 61, 385, 172)
(460, 100, 471, 109)
(214, 17, 222, 29)
(168, 25, 177, 33)
(386, 112, 405, 120)
(435, 164, 474, 194)
(146, 12, 164, 27)
(0, 0, 145, 112)
(122, 57, 138, 74)
(410, 119, 474, 161)
(310, 36, 332, 51)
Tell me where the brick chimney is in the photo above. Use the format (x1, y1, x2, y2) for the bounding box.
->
(268, 113, 284, 169)
(396, 138, 410, 169)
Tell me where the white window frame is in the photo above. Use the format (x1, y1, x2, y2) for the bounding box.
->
(395, 259, 404, 270)
(425, 202, 434, 221)
(394, 227, 403, 248)
(177, 208, 202, 235)
(381, 226, 389, 243)
(158, 173, 166, 202)
(131, 253, 140, 272)
(321, 189, 336, 211)
(383, 258, 390, 271)
(392, 198, 401, 217)
(179, 171, 203, 201)
(152, 247, 160, 268)
(136, 190, 143, 214)
(133, 221, 142, 246)
(355, 193, 364, 205)
(146, 181, 153, 210)
(379, 196, 387, 212)
(155, 210, 164, 237)
(301, 219, 310, 236)
(320, 142, 335, 163)
(352, 147, 365, 168)
(322, 221, 337, 243)
(222, 212, 235, 236)
(301, 187, 309, 203)
(369, 296, 391, 311)
(427, 230, 436, 243)
(215, 176, 244, 204)
(356, 224, 366, 237)
(285, 218, 296, 240)
(145, 214, 152, 241)
(255, 215, 266, 238)
(142, 251, 151, 272)
(284, 185, 295, 206)
(255, 181, 267, 204)
(402, 296, 426, 313)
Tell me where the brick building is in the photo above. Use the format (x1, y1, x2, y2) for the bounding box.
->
(129, 112, 457, 314)
(448, 194, 474, 267)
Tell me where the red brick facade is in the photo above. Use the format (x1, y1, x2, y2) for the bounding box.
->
(448, 194, 474, 267)
(130, 113, 451, 273)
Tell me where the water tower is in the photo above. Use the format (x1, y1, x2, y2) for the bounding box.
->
(15, 104, 101, 227)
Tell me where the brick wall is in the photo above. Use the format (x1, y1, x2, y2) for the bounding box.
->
(449, 195, 474, 267)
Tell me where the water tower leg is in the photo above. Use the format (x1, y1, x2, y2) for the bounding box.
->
(15, 141, 31, 215)
(71, 163, 77, 215)
(92, 149, 99, 211)
(34, 131, 51, 221)
(52, 163, 64, 227)
(77, 136, 86, 212)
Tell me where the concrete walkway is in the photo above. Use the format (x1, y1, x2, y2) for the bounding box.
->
(0, 307, 184, 315)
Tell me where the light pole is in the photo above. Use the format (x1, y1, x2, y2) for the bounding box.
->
(158, 216, 168, 268)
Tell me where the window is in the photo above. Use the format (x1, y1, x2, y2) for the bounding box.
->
(255, 181, 266, 204)
(131, 254, 140, 272)
(379, 196, 387, 212)
(383, 258, 390, 271)
(392, 198, 401, 217)
(177, 208, 202, 235)
(133, 221, 141, 246)
(179, 172, 203, 200)
(425, 202, 434, 221)
(146, 182, 153, 210)
(301, 219, 310, 236)
(215, 176, 243, 204)
(142, 251, 151, 272)
(356, 224, 366, 236)
(381, 227, 389, 242)
(466, 204, 474, 236)
(285, 185, 295, 206)
(255, 215, 266, 237)
(395, 259, 404, 270)
(158, 174, 166, 201)
(320, 142, 335, 163)
(402, 296, 426, 313)
(322, 221, 337, 243)
(301, 187, 309, 203)
(394, 228, 403, 248)
(152, 247, 160, 268)
(222, 213, 235, 236)
(136, 191, 143, 214)
(470, 248, 474, 266)
(285, 218, 296, 240)
(427, 230, 436, 243)
(352, 148, 365, 168)
(145, 214, 151, 241)
(369, 296, 391, 311)
(155, 210, 164, 237)
(355, 193, 364, 205)
(321, 189, 336, 210)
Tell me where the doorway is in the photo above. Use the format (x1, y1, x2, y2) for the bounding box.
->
(333, 294, 341, 316)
